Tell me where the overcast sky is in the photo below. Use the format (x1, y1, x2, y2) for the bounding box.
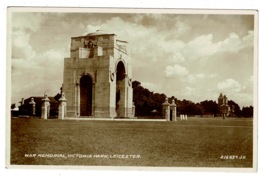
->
(10, 10, 255, 108)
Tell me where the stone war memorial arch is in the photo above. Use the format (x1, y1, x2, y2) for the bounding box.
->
(62, 30, 135, 118)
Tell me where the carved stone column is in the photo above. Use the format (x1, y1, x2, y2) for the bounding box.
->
(162, 97, 170, 121)
(29, 97, 36, 116)
(132, 102, 135, 118)
(41, 93, 50, 119)
(58, 93, 67, 120)
(170, 99, 177, 121)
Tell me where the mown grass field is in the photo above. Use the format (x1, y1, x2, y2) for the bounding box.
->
(10, 117, 253, 167)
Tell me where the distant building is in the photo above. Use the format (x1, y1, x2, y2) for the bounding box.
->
(218, 93, 234, 118)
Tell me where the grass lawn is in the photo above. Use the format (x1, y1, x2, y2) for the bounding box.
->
(10, 117, 253, 167)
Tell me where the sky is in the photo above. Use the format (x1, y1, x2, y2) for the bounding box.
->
(10, 10, 256, 108)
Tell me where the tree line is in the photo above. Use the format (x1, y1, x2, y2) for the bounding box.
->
(132, 80, 253, 118)
(11, 80, 253, 118)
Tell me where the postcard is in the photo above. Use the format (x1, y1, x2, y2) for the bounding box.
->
(6, 7, 258, 172)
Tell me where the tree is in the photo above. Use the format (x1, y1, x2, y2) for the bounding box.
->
(228, 100, 241, 117)
(200, 100, 218, 115)
(195, 103, 204, 115)
(241, 106, 253, 118)
(54, 93, 61, 101)
(132, 80, 166, 116)
(132, 80, 246, 118)
(11, 103, 16, 110)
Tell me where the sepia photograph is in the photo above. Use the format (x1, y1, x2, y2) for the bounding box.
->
(6, 7, 257, 171)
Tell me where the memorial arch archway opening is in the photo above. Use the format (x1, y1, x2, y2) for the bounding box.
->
(116, 61, 126, 117)
(80, 75, 93, 116)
